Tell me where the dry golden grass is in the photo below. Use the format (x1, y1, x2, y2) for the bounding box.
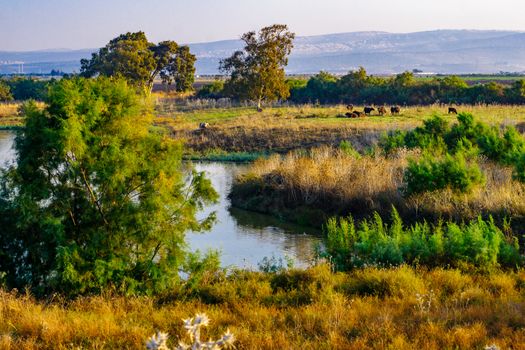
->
(0, 265, 523, 349)
(0, 103, 20, 118)
(155, 104, 525, 154)
(232, 147, 525, 224)
(0, 102, 44, 128)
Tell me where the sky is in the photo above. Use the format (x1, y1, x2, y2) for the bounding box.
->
(1, 0, 525, 51)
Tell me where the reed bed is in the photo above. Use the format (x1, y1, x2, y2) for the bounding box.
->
(232, 147, 525, 224)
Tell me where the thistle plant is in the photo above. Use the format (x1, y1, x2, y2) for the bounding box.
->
(415, 290, 434, 314)
(146, 313, 235, 350)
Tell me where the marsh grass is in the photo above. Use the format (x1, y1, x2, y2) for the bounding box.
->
(231, 147, 525, 224)
(0, 265, 523, 349)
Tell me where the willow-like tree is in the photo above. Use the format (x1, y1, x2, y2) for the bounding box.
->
(220, 24, 295, 110)
(80, 32, 196, 94)
(0, 77, 217, 296)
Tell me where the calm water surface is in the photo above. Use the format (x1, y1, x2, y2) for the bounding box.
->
(0, 131, 321, 268)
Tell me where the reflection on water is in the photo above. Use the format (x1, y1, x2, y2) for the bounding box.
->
(188, 162, 322, 268)
(0, 131, 322, 269)
(0, 131, 15, 167)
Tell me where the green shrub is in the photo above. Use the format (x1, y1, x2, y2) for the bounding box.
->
(339, 140, 361, 158)
(403, 152, 484, 195)
(322, 210, 523, 271)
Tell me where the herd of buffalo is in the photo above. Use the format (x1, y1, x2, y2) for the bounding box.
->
(344, 105, 459, 118)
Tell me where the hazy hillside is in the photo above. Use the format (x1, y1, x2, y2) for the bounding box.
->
(2, 30, 525, 75)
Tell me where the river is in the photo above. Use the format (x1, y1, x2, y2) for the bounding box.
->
(0, 131, 321, 269)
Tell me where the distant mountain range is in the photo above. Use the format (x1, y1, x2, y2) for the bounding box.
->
(2, 30, 525, 75)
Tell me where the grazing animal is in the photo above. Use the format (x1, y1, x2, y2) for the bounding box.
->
(448, 107, 458, 114)
(346, 104, 354, 111)
(391, 106, 401, 115)
(199, 122, 210, 129)
(364, 106, 375, 115)
(353, 111, 364, 118)
(378, 106, 387, 116)
(345, 112, 355, 118)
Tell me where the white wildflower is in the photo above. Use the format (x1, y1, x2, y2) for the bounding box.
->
(147, 313, 235, 350)
(146, 331, 170, 350)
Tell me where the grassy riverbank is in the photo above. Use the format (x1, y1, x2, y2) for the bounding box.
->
(230, 147, 525, 227)
(1, 265, 524, 349)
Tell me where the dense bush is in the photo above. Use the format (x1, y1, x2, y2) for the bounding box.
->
(403, 152, 484, 195)
(196, 80, 225, 99)
(382, 113, 525, 186)
(0, 77, 218, 297)
(323, 209, 523, 271)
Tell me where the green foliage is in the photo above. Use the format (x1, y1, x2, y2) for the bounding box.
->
(0, 77, 218, 296)
(196, 80, 225, 99)
(159, 45, 196, 92)
(258, 255, 294, 273)
(5, 77, 50, 100)
(220, 24, 295, 109)
(403, 152, 484, 195)
(323, 210, 523, 272)
(288, 69, 522, 105)
(382, 113, 525, 186)
(80, 32, 195, 94)
(0, 80, 13, 101)
(339, 141, 361, 158)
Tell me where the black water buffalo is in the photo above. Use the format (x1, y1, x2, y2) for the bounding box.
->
(448, 107, 458, 114)
(364, 106, 375, 115)
(391, 106, 401, 115)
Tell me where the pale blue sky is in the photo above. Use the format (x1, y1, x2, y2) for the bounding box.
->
(1, 0, 524, 51)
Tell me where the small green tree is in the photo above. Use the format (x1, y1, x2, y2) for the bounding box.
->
(80, 32, 196, 94)
(0, 80, 13, 101)
(0, 77, 217, 296)
(220, 24, 295, 110)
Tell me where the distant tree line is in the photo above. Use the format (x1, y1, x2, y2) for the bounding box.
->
(287, 68, 525, 105)
(200, 68, 525, 106)
(0, 77, 51, 101)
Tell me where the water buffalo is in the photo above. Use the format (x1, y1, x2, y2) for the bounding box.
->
(364, 106, 375, 115)
(448, 107, 458, 114)
(353, 111, 364, 118)
(391, 106, 401, 115)
(378, 106, 387, 116)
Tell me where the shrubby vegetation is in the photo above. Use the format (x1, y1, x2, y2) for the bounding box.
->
(381, 113, 525, 189)
(0, 77, 218, 296)
(403, 152, 484, 195)
(324, 210, 523, 272)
